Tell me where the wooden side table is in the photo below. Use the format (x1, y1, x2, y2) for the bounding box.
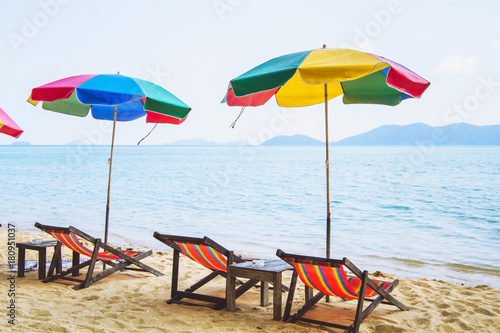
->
(226, 259, 292, 320)
(16, 241, 60, 280)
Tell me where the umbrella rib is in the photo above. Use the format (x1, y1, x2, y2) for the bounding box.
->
(137, 124, 158, 145)
(230, 107, 246, 128)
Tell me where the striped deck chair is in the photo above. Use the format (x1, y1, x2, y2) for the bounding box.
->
(35, 222, 163, 290)
(153, 233, 259, 310)
(277, 249, 408, 333)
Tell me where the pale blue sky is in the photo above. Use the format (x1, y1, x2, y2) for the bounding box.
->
(1, 0, 499, 145)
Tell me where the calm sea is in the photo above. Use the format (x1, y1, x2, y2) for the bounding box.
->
(1, 145, 499, 288)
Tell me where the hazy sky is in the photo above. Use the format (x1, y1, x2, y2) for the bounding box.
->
(1, 0, 499, 145)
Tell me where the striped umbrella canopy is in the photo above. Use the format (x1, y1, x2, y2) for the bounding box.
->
(224, 47, 430, 258)
(0, 107, 23, 138)
(29, 74, 190, 123)
(29, 73, 191, 245)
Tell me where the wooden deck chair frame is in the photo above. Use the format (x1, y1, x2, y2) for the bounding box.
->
(35, 222, 163, 290)
(153, 232, 259, 310)
(277, 249, 408, 333)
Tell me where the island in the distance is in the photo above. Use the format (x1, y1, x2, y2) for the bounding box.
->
(162, 123, 500, 146)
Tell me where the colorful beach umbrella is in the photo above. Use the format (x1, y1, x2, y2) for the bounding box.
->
(224, 47, 430, 258)
(29, 73, 191, 244)
(0, 107, 23, 138)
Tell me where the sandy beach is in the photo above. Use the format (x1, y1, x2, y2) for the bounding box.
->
(1, 228, 499, 333)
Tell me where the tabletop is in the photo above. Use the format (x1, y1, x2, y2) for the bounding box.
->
(16, 240, 58, 250)
(229, 258, 292, 273)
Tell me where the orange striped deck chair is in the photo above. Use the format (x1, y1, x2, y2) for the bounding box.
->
(277, 249, 408, 333)
(35, 222, 163, 290)
(153, 233, 259, 310)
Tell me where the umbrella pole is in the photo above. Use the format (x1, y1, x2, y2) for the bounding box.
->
(324, 83, 331, 260)
(324, 84, 331, 303)
(105, 105, 118, 248)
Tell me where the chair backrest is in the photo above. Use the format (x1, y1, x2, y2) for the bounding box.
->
(35, 222, 140, 262)
(277, 250, 390, 299)
(176, 241, 229, 271)
(153, 233, 240, 272)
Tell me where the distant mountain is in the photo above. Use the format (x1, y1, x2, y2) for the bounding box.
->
(10, 141, 31, 145)
(261, 134, 324, 146)
(165, 138, 248, 146)
(160, 123, 500, 147)
(66, 140, 89, 145)
(333, 123, 500, 146)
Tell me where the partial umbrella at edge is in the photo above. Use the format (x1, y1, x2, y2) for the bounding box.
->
(0, 107, 23, 138)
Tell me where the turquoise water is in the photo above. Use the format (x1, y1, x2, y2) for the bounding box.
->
(1, 145, 499, 288)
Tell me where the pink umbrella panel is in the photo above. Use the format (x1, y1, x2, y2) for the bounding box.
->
(0, 107, 23, 138)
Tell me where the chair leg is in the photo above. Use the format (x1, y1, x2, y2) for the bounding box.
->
(97, 242, 163, 276)
(43, 260, 92, 283)
(82, 240, 101, 289)
(358, 279, 400, 324)
(168, 254, 223, 305)
(293, 290, 325, 322)
(73, 251, 151, 290)
(283, 271, 298, 322)
(185, 271, 222, 293)
(365, 279, 408, 311)
(46, 242, 62, 278)
(351, 270, 368, 333)
(171, 249, 180, 300)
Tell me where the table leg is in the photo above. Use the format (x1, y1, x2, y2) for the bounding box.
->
(305, 286, 313, 302)
(17, 248, 26, 278)
(72, 251, 80, 276)
(226, 269, 237, 312)
(38, 248, 47, 280)
(260, 281, 269, 307)
(272, 273, 282, 321)
(53, 246, 62, 274)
